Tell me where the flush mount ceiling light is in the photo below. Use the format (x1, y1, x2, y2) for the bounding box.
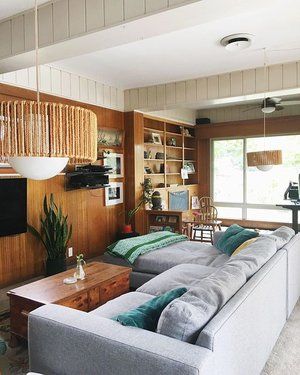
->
(0, 1, 97, 180)
(246, 49, 282, 172)
(220, 33, 253, 52)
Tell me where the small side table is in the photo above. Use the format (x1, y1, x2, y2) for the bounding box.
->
(276, 201, 300, 233)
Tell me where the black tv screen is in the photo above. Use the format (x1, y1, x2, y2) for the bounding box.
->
(0, 178, 27, 236)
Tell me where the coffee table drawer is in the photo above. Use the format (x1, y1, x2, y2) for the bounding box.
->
(100, 274, 129, 304)
(60, 292, 89, 311)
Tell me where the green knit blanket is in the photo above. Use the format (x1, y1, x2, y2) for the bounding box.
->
(107, 231, 188, 264)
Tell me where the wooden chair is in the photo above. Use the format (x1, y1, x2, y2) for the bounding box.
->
(199, 196, 213, 208)
(192, 205, 222, 243)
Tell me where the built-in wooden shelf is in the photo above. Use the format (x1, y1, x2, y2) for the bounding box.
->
(144, 173, 164, 176)
(144, 143, 164, 147)
(166, 145, 182, 149)
(166, 159, 183, 162)
(166, 131, 182, 136)
(184, 147, 196, 150)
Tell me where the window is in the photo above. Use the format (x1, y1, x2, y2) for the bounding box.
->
(212, 135, 300, 222)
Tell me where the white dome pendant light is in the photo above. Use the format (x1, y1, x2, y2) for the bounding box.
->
(246, 49, 282, 171)
(0, 0, 97, 180)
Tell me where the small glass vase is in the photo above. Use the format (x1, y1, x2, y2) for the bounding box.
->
(74, 254, 86, 280)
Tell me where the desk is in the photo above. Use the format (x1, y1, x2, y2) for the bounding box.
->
(276, 201, 300, 233)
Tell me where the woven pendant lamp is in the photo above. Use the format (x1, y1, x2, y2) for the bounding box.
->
(246, 49, 282, 172)
(0, 1, 97, 180)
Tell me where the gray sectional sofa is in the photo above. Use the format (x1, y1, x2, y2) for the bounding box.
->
(28, 227, 300, 375)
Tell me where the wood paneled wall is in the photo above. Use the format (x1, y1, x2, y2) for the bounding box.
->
(0, 83, 125, 287)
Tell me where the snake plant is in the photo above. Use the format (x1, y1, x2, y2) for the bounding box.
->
(28, 194, 72, 260)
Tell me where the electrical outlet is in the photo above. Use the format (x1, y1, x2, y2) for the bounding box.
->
(68, 247, 73, 257)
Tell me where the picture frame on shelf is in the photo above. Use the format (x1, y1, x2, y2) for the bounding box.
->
(191, 196, 200, 209)
(156, 215, 166, 223)
(151, 133, 162, 145)
(105, 182, 123, 206)
(104, 152, 124, 178)
(184, 162, 195, 173)
(168, 216, 178, 224)
(97, 127, 124, 152)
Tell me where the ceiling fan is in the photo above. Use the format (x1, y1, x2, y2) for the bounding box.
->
(244, 97, 300, 114)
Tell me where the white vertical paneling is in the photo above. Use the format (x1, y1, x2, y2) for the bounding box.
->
(12, 16, 24, 54)
(40, 65, 51, 92)
(96, 82, 104, 106)
(0, 21, 11, 58)
(207, 76, 218, 99)
(147, 86, 157, 107)
(3, 71, 16, 84)
(28, 66, 36, 88)
(69, 0, 86, 36)
(196, 78, 207, 100)
(61, 71, 71, 97)
(129, 88, 139, 108)
(268, 64, 283, 91)
(138, 87, 148, 108)
(104, 0, 124, 26)
(175, 81, 186, 103)
(298, 62, 300, 86)
(218, 74, 230, 98)
(124, 90, 130, 110)
(86, 0, 105, 31)
(24, 11, 35, 51)
(70, 74, 80, 99)
(283, 62, 297, 89)
(104, 85, 111, 107)
(110, 87, 117, 108)
(242, 69, 255, 94)
(79, 77, 88, 102)
(38, 4, 53, 46)
(156, 84, 166, 106)
(53, 0, 69, 42)
(124, 0, 145, 19)
(166, 83, 176, 105)
(51, 68, 62, 95)
(169, 0, 189, 5)
(186, 80, 196, 103)
(255, 67, 267, 93)
(88, 80, 96, 103)
(16, 69, 29, 87)
(146, 0, 168, 12)
(117, 88, 124, 110)
(230, 71, 243, 96)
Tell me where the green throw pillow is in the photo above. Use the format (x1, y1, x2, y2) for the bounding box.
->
(216, 224, 259, 256)
(112, 287, 187, 331)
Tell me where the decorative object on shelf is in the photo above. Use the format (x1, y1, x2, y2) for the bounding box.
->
(155, 152, 164, 159)
(27, 194, 72, 276)
(196, 118, 211, 125)
(63, 276, 77, 285)
(0, 1, 97, 180)
(184, 162, 195, 173)
(151, 191, 163, 210)
(181, 128, 191, 137)
(169, 190, 189, 211)
(144, 166, 153, 174)
(167, 138, 177, 146)
(104, 152, 124, 178)
(151, 133, 162, 145)
(191, 196, 200, 209)
(181, 168, 188, 179)
(65, 164, 111, 190)
(98, 128, 124, 150)
(149, 225, 164, 233)
(157, 183, 165, 188)
(74, 254, 86, 280)
(160, 164, 170, 173)
(105, 182, 124, 206)
(246, 49, 282, 171)
(156, 215, 167, 223)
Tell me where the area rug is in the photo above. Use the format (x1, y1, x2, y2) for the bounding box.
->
(0, 311, 28, 375)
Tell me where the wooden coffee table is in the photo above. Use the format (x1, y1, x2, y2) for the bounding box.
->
(7, 262, 131, 342)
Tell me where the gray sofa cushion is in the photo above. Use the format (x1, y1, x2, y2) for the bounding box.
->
(90, 292, 154, 318)
(137, 264, 216, 296)
(157, 236, 277, 343)
(267, 226, 295, 250)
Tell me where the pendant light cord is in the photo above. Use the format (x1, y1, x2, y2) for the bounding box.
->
(34, 0, 39, 105)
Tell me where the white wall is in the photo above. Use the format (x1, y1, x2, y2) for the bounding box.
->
(145, 107, 197, 124)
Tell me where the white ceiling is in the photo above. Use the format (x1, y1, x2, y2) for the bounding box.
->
(0, 0, 49, 21)
(51, 0, 300, 89)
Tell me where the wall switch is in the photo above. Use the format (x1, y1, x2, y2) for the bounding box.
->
(68, 247, 73, 257)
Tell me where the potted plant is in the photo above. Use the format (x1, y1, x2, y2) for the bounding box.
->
(28, 194, 73, 276)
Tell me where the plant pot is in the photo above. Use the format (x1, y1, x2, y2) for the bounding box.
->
(123, 224, 133, 234)
(46, 258, 67, 276)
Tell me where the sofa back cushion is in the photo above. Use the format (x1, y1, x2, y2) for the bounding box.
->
(157, 236, 277, 343)
(267, 226, 295, 250)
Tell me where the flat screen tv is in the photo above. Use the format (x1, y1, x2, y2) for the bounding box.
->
(0, 178, 27, 236)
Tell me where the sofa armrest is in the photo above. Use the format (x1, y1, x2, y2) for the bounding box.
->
(212, 231, 224, 245)
(29, 304, 212, 375)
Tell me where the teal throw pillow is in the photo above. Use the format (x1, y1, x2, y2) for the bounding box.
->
(112, 287, 187, 331)
(216, 224, 259, 256)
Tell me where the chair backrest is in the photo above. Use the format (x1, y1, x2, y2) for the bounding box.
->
(199, 196, 213, 208)
(199, 205, 218, 222)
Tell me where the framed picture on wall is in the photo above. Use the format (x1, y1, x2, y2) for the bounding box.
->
(191, 196, 200, 209)
(105, 182, 124, 206)
(97, 127, 124, 152)
(104, 152, 124, 178)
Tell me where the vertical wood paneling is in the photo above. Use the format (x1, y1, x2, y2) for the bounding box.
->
(12, 16, 25, 54)
(186, 79, 196, 103)
(88, 80, 96, 103)
(129, 88, 139, 108)
(147, 86, 157, 107)
(0, 21, 11, 58)
(16, 69, 29, 87)
(230, 71, 243, 96)
(207, 76, 218, 99)
(218, 74, 230, 98)
(124, 90, 130, 110)
(38, 3, 53, 47)
(86, 0, 105, 31)
(117, 88, 124, 110)
(124, 0, 145, 19)
(283, 62, 297, 89)
(61, 71, 71, 97)
(242, 69, 255, 94)
(70, 74, 80, 99)
(3, 72, 16, 84)
(138, 87, 148, 107)
(146, 0, 168, 12)
(28, 67, 36, 88)
(96, 82, 104, 106)
(110, 87, 117, 108)
(156, 84, 166, 106)
(268, 64, 283, 91)
(51, 68, 62, 95)
(175, 81, 186, 103)
(53, 0, 69, 42)
(166, 83, 176, 105)
(298, 62, 300, 86)
(196, 78, 207, 100)
(104, 85, 111, 107)
(40, 66, 51, 92)
(104, 0, 124, 26)
(24, 11, 35, 51)
(255, 67, 267, 93)
(69, 0, 86, 36)
(79, 76, 88, 102)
